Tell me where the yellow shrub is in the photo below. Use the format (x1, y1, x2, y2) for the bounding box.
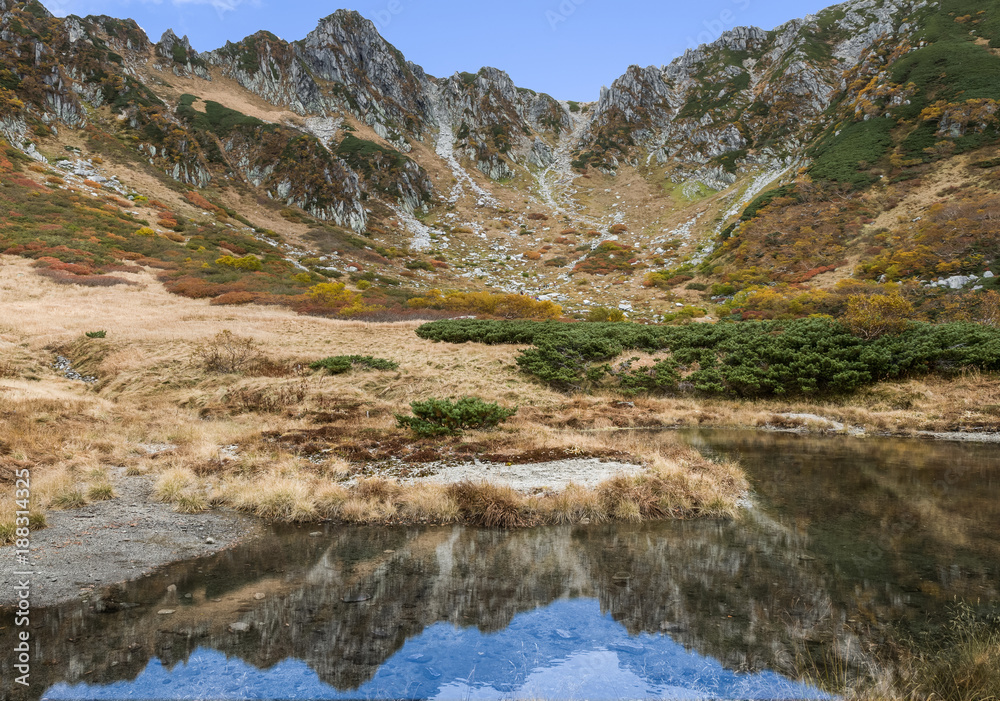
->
(307, 282, 354, 306)
(215, 255, 263, 271)
(842, 293, 914, 339)
(407, 289, 561, 319)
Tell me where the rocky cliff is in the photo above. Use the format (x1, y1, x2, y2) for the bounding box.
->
(581, 0, 932, 187)
(0, 0, 998, 315)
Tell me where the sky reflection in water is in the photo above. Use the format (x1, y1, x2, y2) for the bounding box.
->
(45, 599, 832, 701)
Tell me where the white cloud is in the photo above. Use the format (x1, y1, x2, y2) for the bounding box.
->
(45, 0, 257, 19)
(171, 0, 258, 16)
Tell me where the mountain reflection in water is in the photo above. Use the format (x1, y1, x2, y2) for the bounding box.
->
(2, 431, 996, 700)
(45, 599, 830, 700)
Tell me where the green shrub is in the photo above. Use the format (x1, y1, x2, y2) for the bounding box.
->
(415, 319, 1000, 398)
(808, 119, 894, 189)
(396, 397, 517, 437)
(85, 330, 107, 338)
(177, 94, 265, 136)
(739, 185, 799, 222)
(310, 355, 399, 374)
(710, 283, 737, 296)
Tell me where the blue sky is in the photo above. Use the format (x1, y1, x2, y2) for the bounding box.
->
(43, 0, 834, 100)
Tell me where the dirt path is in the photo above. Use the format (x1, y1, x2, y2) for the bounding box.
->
(0, 471, 264, 607)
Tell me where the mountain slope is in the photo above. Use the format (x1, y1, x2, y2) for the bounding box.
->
(0, 0, 997, 322)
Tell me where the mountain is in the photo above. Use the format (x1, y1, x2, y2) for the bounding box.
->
(0, 0, 997, 322)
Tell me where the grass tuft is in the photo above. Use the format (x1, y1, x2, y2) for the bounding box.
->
(448, 481, 530, 528)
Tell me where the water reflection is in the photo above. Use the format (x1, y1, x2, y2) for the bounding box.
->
(45, 600, 829, 700)
(2, 432, 997, 700)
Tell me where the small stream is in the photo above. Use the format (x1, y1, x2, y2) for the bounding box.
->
(3, 432, 998, 700)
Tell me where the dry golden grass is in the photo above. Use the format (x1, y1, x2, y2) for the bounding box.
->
(1, 254, 993, 537)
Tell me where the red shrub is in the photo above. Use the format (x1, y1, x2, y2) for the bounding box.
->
(218, 241, 247, 255)
(36, 269, 135, 287)
(793, 265, 839, 283)
(134, 257, 179, 270)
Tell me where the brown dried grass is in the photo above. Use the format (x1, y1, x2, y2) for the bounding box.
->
(3, 255, 993, 532)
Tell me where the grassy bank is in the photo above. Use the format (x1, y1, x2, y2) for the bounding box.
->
(802, 603, 1000, 701)
(0, 257, 746, 538)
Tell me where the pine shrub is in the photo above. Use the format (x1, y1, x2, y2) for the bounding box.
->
(310, 355, 399, 374)
(396, 397, 517, 437)
(415, 318, 1000, 398)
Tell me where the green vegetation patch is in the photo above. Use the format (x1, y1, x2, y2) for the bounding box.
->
(396, 397, 517, 437)
(808, 118, 894, 189)
(310, 355, 399, 374)
(416, 319, 1000, 398)
(574, 241, 640, 275)
(177, 94, 265, 137)
(739, 184, 800, 222)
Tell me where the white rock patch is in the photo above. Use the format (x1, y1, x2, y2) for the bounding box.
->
(402, 457, 647, 491)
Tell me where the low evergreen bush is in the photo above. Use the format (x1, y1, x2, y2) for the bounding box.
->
(396, 397, 517, 437)
(415, 318, 1000, 398)
(310, 355, 399, 374)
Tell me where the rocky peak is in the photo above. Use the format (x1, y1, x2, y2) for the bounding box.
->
(299, 9, 431, 129)
(156, 28, 210, 79)
(204, 31, 319, 113)
(3, 0, 50, 18)
(583, 0, 926, 181)
(157, 29, 192, 57)
(434, 66, 569, 178)
(74, 15, 150, 53)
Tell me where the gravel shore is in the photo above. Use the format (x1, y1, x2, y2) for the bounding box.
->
(0, 472, 264, 607)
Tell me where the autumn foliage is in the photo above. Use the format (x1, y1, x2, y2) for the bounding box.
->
(842, 292, 915, 339)
(406, 289, 561, 319)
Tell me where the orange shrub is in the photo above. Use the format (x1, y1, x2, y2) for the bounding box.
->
(165, 276, 224, 298)
(184, 191, 223, 214)
(210, 291, 257, 305)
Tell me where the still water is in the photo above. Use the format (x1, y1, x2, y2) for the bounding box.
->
(5, 431, 1000, 700)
